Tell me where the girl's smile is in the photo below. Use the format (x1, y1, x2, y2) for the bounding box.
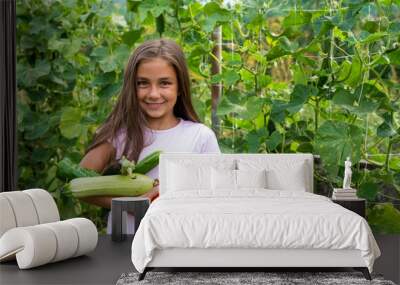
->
(145, 101, 166, 110)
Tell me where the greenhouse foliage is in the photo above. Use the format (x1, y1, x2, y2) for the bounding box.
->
(16, 0, 400, 233)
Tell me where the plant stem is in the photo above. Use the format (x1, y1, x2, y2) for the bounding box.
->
(315, 97, 320, 131)
(384, 138, 393, 172)
(379, 192, 400, 201)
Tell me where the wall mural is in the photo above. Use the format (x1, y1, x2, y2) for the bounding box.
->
(16, 0, 399, 233)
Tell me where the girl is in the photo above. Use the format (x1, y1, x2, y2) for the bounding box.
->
(79, 39, 220, 234)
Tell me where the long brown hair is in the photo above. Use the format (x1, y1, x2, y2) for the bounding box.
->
(85, 39, 200, 165)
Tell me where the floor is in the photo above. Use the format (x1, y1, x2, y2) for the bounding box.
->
(0, 235, 134, 285)
(1, 235, 398, 285)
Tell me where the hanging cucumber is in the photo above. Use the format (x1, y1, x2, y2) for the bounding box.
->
(156, 14, 164, 37)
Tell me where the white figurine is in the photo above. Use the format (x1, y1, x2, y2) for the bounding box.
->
(343, 157, 352, 189)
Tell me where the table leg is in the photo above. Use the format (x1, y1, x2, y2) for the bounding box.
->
(111, 201, 124, 242)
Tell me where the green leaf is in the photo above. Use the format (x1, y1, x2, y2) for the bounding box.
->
(246, 130, 259, 153)
(216, 97, 246, 116)
(360, 32, 388, 44)
(45, 165, 58, 186)
(99, 55, 119, 73)
(297, 142, 313, 153)
(96, 45, 130, 72)
(114, 45, 131, 66)
(127, 0, 141, 12)
(225, 52, 242, 67)
(387, 49, 400, 65)
(285, 84, 312, 114)
(270, 100, 287, 123)
(368, 203, 400, 234)
(138, 0, 170, 18)
(64, 38, 81, 57)
(357, 182, 379, 200)
(270, 85, 313, 121)
(293, 64, 307, 85)
(312, 16, 334, 37)
(92, 72, 116, 86)
(359, 3, 379, 21)
(211, 74, 223, 84)
(122, 29, 142, 47)
(257, 74, 272, 88)
(32, 148, 52, 163)
(48, 38, 68, 51)
(203, 2, 230, 19)
(239, 69, 254, 84)
(354, 99, 380, 114)
(192, 95, 206, 122)
(240, 96, 264, 120)
(59, 107, 84, 139)
(377, 113, 397, 137)
(17, 60, 51, 87)
(332, 88, 356, 106)
(266, 37, 297, 61)
(98, 83, 121, 100)
(49, 74, 68, 88)
(282, 10, 311, 28)
(223, 70, 241, 86)
(266, 131, 282, 151)
(34, 60, 51, 78)
(201, 2, 230, 32)
(24, 118, 50, 140)
(90, 47, 108, 58)
(19, 35, 35, 49)
(315, 121, 363, 178)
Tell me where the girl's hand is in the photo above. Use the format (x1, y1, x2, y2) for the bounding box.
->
(141, 185, 159, 202)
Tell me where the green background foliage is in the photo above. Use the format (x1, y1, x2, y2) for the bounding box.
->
(16, 0, 400, 234)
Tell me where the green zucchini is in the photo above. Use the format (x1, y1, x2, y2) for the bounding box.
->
(134, 150, 162, 174)
(67, 174, 154, 198)
(57, 158, 100, 180)
(102, 150, 162, 175)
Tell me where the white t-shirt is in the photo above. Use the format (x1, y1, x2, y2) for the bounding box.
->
(107, 118, 221, 234)
(112, 118, 220, 179)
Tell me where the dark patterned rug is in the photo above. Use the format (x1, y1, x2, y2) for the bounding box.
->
(116, 271, 396, 285)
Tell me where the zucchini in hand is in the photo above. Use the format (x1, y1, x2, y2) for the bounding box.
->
(62, 150, 161, 198)
(106, 150, 162, 175)
(57, 157, 100, 180)
(67, 174, 154, 198)
(134, 150, 162, 174)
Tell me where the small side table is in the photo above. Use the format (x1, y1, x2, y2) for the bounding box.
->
(332, 198, 366, 218)
(111, 197, 150, 242)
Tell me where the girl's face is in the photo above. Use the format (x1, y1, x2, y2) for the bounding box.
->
(136, 57, 179, 125)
